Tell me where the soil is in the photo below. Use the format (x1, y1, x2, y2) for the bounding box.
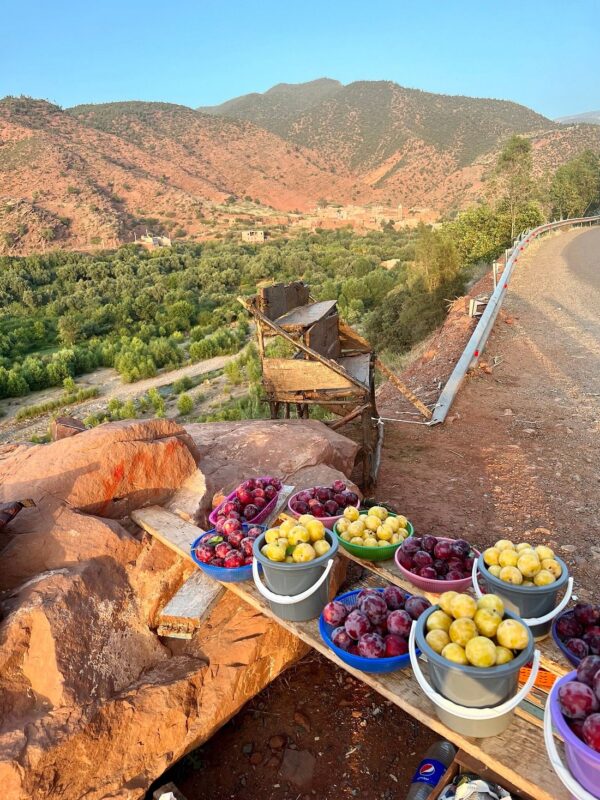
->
(156, 651, 438, 800)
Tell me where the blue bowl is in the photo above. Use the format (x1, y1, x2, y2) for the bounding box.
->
(191, 524, 265, 583)
(319, 588, 420, 674)
(552, 611, 583, 667)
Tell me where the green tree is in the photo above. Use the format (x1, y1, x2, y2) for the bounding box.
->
(495, 135, 535, 239)
(549, 150, 600, 219)
(176, 393, 194, 415)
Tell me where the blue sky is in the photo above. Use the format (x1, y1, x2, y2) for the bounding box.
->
(2, 0, 598, 118)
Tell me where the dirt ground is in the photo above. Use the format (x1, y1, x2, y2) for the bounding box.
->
(156, 651, 438, 800)
(376, 225, 600, 600)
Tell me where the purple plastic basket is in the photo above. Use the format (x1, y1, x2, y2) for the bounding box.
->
(209, 476, 281, 527)
(550, 671, 600, 797)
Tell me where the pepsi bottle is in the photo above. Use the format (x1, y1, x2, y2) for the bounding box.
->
(405, 741, 456, 800)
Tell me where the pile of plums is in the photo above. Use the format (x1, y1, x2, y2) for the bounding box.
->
(397, 535, 476, 581)
(557, 655, 600, 752)
(290, 480, 359, 518)
(194, 524, 264, 569)
(555, 603, 600, 660)
(322, 587, 431, 659)
(214, 476, 282, 528)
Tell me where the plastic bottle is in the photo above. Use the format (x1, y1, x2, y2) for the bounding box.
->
(405, 740, 456, 800)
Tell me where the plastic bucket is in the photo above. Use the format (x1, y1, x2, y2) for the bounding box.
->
(411, 605, 539, 737)
(252, 531, 339, 622)
(544, 671, 600, 799)
(473, 555, 573, 639)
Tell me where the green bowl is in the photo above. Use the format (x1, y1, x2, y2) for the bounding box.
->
(333, 510, 414, 562)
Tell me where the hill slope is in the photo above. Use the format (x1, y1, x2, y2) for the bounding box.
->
(556, 111, 600, 125)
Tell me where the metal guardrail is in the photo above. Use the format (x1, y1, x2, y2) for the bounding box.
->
(430, 214, 600, 425)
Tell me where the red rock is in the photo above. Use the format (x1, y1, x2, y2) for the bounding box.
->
(50, 416, 87, 441)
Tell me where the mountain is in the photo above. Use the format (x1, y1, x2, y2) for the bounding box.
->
(556, 111, 600, 125)
(1, 82, 600, 254)
(201, 79, 556, 172)
(0, 96, 367, 252)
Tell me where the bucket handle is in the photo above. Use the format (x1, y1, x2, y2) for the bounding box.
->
(252, 557, 334, 605)
(543, 680, 599, 800)
(408, 623, 541, 720)
(471, 561, 574, 626)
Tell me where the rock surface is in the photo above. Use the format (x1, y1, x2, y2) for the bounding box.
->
(0, 417, 356, 800)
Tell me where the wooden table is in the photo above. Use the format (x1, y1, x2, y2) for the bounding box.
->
(132, 506, 571, 800)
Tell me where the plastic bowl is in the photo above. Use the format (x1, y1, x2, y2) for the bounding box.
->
(394, 538, 480, 593)
(551, 611, 583, 667)
(319, 588, 420, 673)
(333, 512, 414, 562)
(190, 524, 265, 583)
(288, 486, 360, 529)
(209, 477, 281, 527)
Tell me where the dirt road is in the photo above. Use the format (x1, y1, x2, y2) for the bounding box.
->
(377, 225, 600, 597)
(0, 353, 235, 443)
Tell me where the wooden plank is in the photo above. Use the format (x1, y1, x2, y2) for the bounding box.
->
(137, 508, 569, 800)
(338, 320, 373, 353)
(132, 506, 200, 564)
(258, 282, 309, 320)
(375, 357, 433, 420)
(159, 570, 224, 631)
(275, 300, 337, 330)
(263, 358, 357, 393)
(306, 313, 341, 359)
(338, 353, 371, 386)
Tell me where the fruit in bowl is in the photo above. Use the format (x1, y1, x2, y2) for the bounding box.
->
(336, 506, 410, 549)
(214, 477, 282, 526)
(290, 482, 359, 519)
(483, 539, 563, 585)
(194, 524, 263, 569)
(260, 515, 332, 563)
(429, 592, 530, 668)
(397, 535, 476, 581)
(554, 603, 600, 660)
(557, 656, 600, 752)
(322, 587, 430, 660)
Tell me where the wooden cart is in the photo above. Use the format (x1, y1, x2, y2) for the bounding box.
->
(239, 281, 382, 489)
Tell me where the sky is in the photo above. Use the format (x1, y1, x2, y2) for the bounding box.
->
(1, 0, 599, 118)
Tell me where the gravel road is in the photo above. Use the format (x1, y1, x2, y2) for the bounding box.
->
(377, 225, 600, 597)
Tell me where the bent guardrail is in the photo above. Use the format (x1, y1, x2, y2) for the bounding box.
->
(430, 215, 600, 425)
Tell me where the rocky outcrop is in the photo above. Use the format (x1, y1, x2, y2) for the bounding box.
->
(0, 417, 356, 800)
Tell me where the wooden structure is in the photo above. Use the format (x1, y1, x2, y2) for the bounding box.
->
(133, 504, 573, 800)
(239, 282, 382, 488)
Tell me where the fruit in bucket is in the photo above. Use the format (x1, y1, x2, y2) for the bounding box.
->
(484, 538, 563, 585)
(555, 604, 600, 657)
(323, 601, 348, 626)
(398, 535, 476, 581)
(555, 656, 600, 753)
(215, 477, 281, 527)
(290, 482, 359, 519)
(430, 592, 529, 668)
(261, 515, 331, 563)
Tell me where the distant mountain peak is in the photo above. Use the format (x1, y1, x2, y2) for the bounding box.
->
(556, 110, 600, 126)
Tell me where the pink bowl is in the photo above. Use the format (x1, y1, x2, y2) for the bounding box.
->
(394, 537, 480, 593)
(209, 476, 281, 527)
(287, 486, 360, 529)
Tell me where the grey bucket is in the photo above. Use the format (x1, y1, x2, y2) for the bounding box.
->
(410, 606, 539, 738)
(252, 531, 339, 622)
(474, 554, 573, 640)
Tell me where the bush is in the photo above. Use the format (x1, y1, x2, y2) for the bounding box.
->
(176, 393, 194, 415)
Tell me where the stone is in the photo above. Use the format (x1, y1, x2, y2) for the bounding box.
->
(249, 752, 263, 765)
(280, 748, 316, 789)
(0, 419, 199, 519)
(269, 734, 286, 750)
(294, 710, 311, 732)
(50, 416, 87, 441)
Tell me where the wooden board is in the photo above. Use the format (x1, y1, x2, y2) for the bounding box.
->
(258, 282, 310, 320)
(337, 353, 371, 386)
(132, 506, 199, 564)
(262, 358, 358, 393)
(136, 506, 570, 800)
(306, 313, 341, 359)
(158, 570, 223, 633)
(275, 300, 337, 330)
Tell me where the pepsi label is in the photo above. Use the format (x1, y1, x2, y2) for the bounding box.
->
(411, 758, 447, 786)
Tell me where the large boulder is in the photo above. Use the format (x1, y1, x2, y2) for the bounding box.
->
(0, 417, 356, 799)
(0, 419, 199, 518)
